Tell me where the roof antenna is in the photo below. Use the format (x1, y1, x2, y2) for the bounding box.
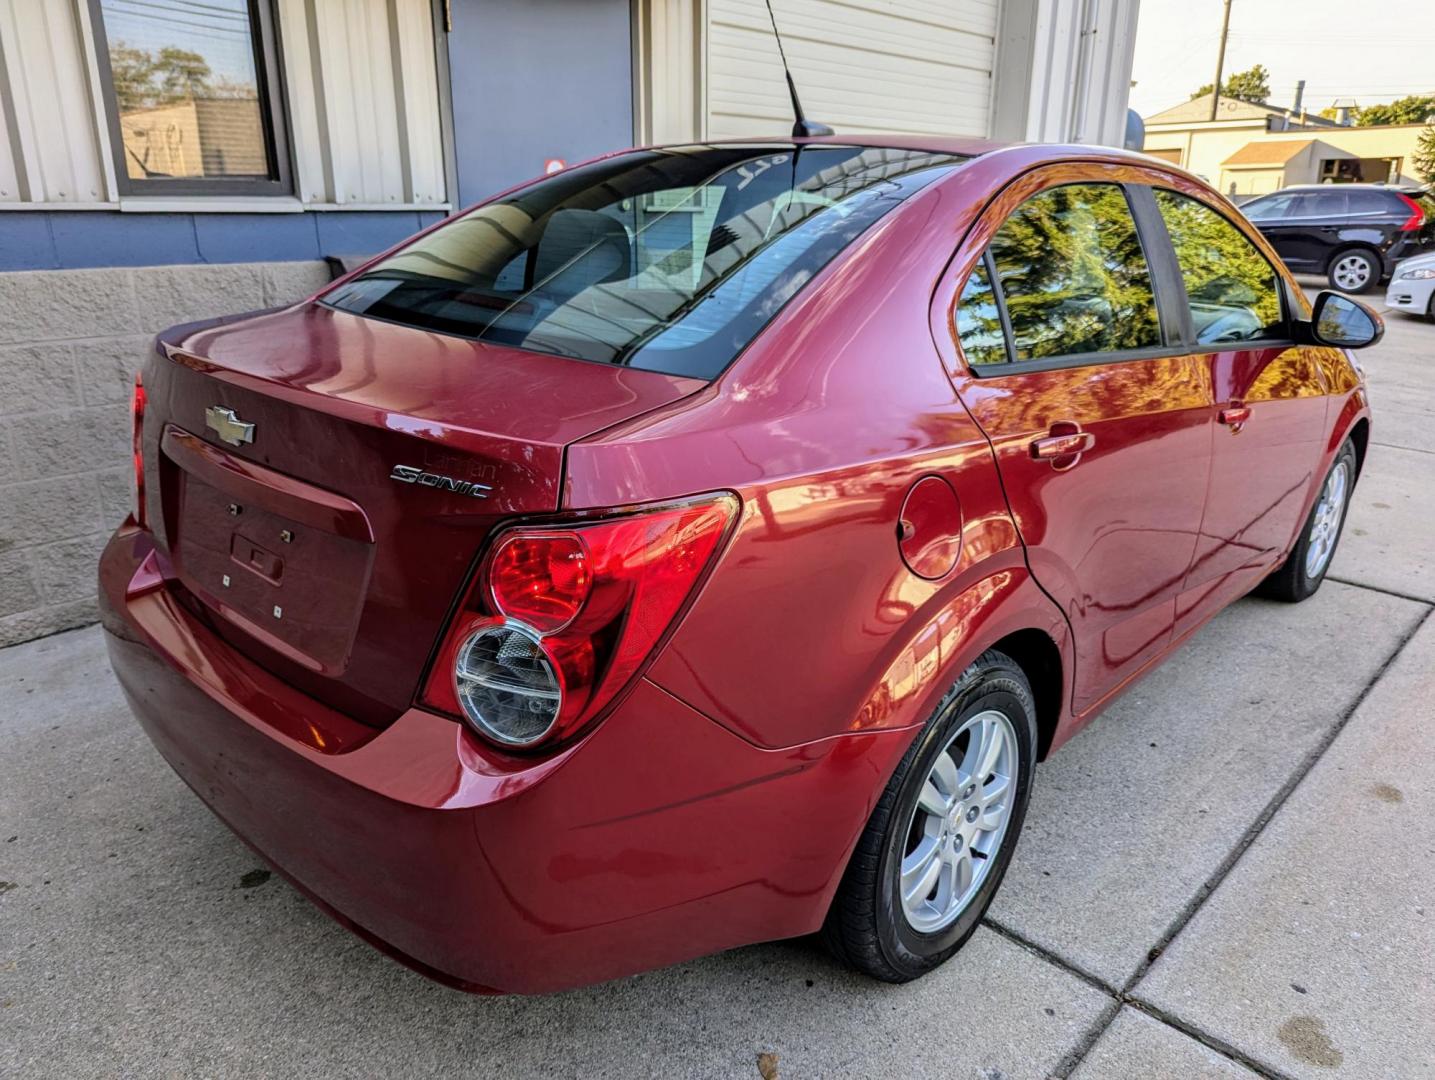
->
(763, 0, 833, 138)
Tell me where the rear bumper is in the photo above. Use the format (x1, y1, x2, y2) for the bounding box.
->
(100, 524, 913, 993)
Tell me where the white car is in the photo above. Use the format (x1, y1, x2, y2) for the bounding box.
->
(1385, 251, 1435, 321)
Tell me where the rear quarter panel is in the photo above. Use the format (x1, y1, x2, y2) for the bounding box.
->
(565, 166, 1071, 750)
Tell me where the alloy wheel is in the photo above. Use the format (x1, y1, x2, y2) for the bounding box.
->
(899, 709, 1019, 934)
(1305, 459, 1349, 579)
(1332, 254, 1373, 292)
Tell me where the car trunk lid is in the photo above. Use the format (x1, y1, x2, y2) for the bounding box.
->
(142, 302, 701, 726)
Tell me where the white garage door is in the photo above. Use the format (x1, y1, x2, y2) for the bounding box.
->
(707, 0, 999, 140)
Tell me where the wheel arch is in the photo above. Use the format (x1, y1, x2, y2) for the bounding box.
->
(1347, 415, 1370, 478)
(987, 628, 1064, 761)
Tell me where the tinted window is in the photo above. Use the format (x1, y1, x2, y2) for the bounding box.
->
(956, 259, 1008, 367)
(1242, 193, 1297, 221)
(987, 183, 1162, 361)
(1348, 190, 1394, 215)
(1301, 191, 1348, 216)
(1155, 189, 1285, 345)
(325, 145, 964, 380)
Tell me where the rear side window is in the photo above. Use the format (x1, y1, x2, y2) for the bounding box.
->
(1348, 190, 1394, 215)
(984, 183, 1162, 362)
(323, 145, 964, 380)
(955, 259, 1008, 367)
(1304, 191, 1348, 217)
(1154, 189, 1284, 345)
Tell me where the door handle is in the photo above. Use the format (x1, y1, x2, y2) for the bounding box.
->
(1219, 402, 1251, 428)
(1030, 431, 1095, 461)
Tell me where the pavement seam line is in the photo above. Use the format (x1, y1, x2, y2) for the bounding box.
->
(983, 919, 1287, 1080)
(1123, 997, 1300, 1080)
(994, 603, 1432, 1080)
(1369, 439, 1435, 456)
(1325, 575, 1434, 606)
(1119, 603, 1432, 997)
(982, 917, 1121, 996)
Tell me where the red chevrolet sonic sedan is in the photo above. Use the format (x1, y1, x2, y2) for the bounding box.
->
(100, 137, 1380, 993)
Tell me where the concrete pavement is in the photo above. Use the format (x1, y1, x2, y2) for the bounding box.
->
(2, 296, 1432, 1078)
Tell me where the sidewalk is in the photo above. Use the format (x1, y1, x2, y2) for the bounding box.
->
(2, 296, 1431, 1078)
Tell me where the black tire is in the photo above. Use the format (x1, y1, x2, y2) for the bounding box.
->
(1255, 439, 1358, 603)
(1326, 248, 1380, 294)
(1427, 291, 1435, 324)
(822, 650, 1037, 982)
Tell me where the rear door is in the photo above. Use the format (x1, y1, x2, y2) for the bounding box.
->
(944, 170, 1214, 716)
(1146, 187, 1331, 633)
(1242, 192, 1305, 269)
(1280, 190, 1349, 270)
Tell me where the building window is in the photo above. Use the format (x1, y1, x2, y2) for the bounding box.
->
(89, 0, 291, 197)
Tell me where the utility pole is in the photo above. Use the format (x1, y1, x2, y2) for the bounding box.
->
(1208, 0, 1234, 122)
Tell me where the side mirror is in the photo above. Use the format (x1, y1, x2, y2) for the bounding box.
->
(1305, 291, 1384, 349)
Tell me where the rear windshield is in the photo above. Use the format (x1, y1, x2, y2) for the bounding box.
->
(323, 144, 965, 380)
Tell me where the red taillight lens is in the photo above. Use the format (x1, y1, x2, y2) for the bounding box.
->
(130, 373, 147, 527)
(1396, 193, 1425, 232)
(488, 532, 590, 633)
(421, 493, 738, 750)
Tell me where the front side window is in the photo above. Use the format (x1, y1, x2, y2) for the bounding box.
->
(1154, 189, 1285, 345)
(325, 145, 965, 379)
(1241, 193, 1297, 222)
(90, 0, 289, 196)
(985, 183, 1162, 362)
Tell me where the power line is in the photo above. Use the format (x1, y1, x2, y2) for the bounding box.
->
(106, 0, 249, 20)
(103, 4, 250, 39)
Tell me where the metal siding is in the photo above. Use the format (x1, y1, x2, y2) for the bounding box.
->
(392, 0, 445, 204)
(445, 0, 635, 208)
(706, 0, 998, 139)
(0, 0, 107, 204)
(276, 0, 331, 204)
(0, 0, 445, 210)
(989, 0, 1138, 147)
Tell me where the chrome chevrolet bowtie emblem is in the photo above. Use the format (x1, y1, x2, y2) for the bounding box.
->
(205, 405, 255, 447)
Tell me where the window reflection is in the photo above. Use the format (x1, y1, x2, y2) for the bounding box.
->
(988, 183, 1161, 361)
(1155, 190, 1284, 345)
(956, 259, 1008, 366)
(98, 0, 271, 181)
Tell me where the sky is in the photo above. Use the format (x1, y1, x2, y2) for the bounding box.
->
(1129, 0, 1435, 118)
(99, 0, 258, 86)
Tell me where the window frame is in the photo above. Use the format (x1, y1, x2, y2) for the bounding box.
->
(1144, 185, 1293, 354)
(952, 177, 1298, 378)
(87, 0, 294, 198)
(957, 181, 1181, 376)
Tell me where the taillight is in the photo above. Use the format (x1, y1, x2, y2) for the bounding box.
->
(1396, 193, 1425, 232)
(130, 373, 146, 527)
(421, 493, 738, 750)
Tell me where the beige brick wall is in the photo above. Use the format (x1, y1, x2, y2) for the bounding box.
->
(0, 260, 333, 647)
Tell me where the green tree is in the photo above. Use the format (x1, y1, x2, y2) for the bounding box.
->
(1191, 64, 1271, 105)
(153, 47, 211, 102)
(104, 41, 220, 111)
(108, 43, 157, 112)
(1414, 122, 1435, 185)
(1356, 94, 1435, 126)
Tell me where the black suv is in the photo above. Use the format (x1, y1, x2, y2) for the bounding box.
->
(1240, 185, 1432, 294)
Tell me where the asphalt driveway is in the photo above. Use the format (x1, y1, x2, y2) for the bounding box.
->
(2, 288, 1431, 1079)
